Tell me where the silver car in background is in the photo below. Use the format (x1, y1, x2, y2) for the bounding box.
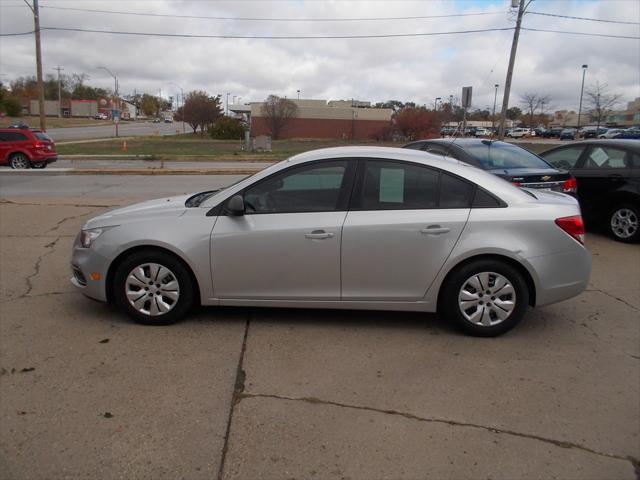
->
(71, 147, 591, 336)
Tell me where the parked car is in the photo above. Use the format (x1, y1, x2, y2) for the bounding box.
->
(542, 127, 564, 138)
(560, 128, 577, 140)
(581, 127, 608, 139)
(613, 127, 640, 139)
(94, 113, 108, 120)
(163, 117, 173, 123)
(152, 118, 161, 123)
(540, 140, 640, 242)
(440, 127, 456, 136)
(71, 146, 590, 337)
(403, 139, 577, 195)
(0, 128, 57, 169)
(474, 127, 491, 137)
(534, 127, 547, 137)
(506, 127, 531, 138)
(599, 128, 626, 139)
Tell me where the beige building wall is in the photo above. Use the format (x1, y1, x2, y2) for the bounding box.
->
(251, 99, 392, 122)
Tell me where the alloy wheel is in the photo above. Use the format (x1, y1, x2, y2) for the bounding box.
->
(458, 272, 516, 327)
(125, 263, 180, 316)
(610, 208, 638, 239)
(10, 154, 30, 169)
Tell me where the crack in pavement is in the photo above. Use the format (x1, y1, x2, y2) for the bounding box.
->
(576, 312, 640, 361)
(586, 287, 640, 312)
(217, 315, 251, 480)
(237, 392, 639, 471)
(21, 237, 61, 298)
(45, 209, 99, 234)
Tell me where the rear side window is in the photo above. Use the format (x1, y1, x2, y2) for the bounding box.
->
(542, 146, 585, 169)
(439, 173, 474, 208)
(472, 188, 504, 208)
(0, 132, 28, 141)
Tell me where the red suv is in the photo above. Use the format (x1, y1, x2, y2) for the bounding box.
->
(0, 127, 58, 169)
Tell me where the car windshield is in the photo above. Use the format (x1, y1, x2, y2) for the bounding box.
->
(465, 142, 553, 170)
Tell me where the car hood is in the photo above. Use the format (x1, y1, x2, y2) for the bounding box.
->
(83, 194, 191, 229)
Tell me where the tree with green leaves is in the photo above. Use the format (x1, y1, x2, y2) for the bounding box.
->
(177, 91, 223, 134)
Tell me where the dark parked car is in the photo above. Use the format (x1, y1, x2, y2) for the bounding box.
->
(582, 127, 608, 139)
(403, 139, 577, 194)
(542, 127, 563, 138)
(0, 128, 58, 169)
(613, 128, 640, 140)
(540, 140, 640, 242)
(560, 128, 577, 140)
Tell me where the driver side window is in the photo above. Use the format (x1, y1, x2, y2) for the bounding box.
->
(243, 160, 349, 214)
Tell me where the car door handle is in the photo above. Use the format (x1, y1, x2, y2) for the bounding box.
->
(421, 225, 450, 235)
(305, 230, 334, 240)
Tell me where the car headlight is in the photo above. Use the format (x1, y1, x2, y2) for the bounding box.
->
(79, 226, 115, 248)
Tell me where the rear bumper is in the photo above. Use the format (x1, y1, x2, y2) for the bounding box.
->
(528, 246, 592, 307)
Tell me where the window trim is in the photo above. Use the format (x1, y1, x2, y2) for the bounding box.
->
(212, 158, 358, 216)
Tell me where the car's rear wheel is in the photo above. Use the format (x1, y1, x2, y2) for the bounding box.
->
(608, 204, 639, 243)
(113, 251, 195, 325)
(441, 260, 529, 337)
(9, 153, 31, 169)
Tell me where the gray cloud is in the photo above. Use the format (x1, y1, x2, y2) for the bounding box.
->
(0, 0, 638, 112)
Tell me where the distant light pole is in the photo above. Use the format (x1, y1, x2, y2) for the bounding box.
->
(97, 65, 119, 137)
(434, 97, 441, 111)
(297, 89, 300, 100)
(226, 92, 230, 115)
(577, 64, 588, 129)
(169, 82, 185, 134)
(492, 84, 499, 131)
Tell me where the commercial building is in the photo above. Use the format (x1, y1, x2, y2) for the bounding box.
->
(605, 98, 640, 127)
(28, 99, 99, 118)
(232, 99, 393, 140)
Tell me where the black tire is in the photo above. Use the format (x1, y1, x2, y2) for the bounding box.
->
(440, 259, 530, 337)
(113, 250, 195, 325)
(9, 153, 31, 169)
(607, 203, 640, 243)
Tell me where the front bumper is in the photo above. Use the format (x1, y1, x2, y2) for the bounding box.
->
(70, 244, 110, 302)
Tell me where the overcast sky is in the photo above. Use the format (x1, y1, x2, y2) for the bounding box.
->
(0, 0, 638, 113)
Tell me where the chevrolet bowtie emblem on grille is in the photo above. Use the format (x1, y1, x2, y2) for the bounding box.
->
(541, 175, 552, 181)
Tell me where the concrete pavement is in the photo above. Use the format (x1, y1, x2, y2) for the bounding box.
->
(0, 190, 638, 479)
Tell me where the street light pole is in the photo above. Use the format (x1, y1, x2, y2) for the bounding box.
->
(226, 92, 230, 115)
(169, 82, 185, 134)
(434, 97, 441, 111)
(97, 66, 118, 137)
(577, 64, 588, 129)
(297, 89, 300, 100)
(492, 84, 499, 131)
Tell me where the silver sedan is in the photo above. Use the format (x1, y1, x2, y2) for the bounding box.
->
(71, 147, 591, 336)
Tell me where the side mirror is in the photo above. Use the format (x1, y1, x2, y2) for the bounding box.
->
(226, 195, 245, 216)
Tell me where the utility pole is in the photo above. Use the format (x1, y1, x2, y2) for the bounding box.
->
(492, 84, 499, 131)
(25, 0, 46, 130)
(577, 64, 588, 129)
(497, 0, 527, 139)
(53, 65, 64, 118)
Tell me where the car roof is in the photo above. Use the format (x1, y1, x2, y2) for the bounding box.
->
(541, 139, 640, 153)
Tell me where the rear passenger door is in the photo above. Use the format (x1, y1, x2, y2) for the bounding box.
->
(341, 159, 472, 301)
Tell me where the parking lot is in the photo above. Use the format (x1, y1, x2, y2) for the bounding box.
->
(1, 175, 639, 479)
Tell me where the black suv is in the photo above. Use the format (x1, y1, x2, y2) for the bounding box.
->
(540, 140, 640, 242)
(403, 139, 576, 194)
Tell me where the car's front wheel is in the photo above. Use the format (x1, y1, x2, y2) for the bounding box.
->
(113, 250, 195, 325)
(9, 153, 31, 169)
(441, 260, 529, 337)
(608, 204, 639, 243)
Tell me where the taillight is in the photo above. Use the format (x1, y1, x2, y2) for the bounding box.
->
(562, 177, 578, 194)
(555, 215, 585, 244)
(511, 182, 521, 187)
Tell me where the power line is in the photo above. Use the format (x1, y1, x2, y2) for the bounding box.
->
(528, 10, 640, 26)
(38, 5, 508, 21)
(522, 27, 639, 40)
(2, 26, 517, 39)
(1, 26, 637, 40)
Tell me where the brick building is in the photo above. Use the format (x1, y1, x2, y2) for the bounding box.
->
(236, 99, 393, 140)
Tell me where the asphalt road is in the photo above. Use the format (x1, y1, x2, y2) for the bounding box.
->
(0, 179, 638, 479)
(47, 121, 187, 142)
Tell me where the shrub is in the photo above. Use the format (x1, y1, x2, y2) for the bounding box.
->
(209, 116, 246, 140)
(2, 97, 22, 117)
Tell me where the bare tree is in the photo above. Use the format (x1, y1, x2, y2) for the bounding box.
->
(586, 82, 621, 130)
(520, 92, 551, 129)
(260, 95, 298, 139)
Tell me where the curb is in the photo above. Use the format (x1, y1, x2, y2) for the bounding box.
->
(0, 168, 262, 176)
